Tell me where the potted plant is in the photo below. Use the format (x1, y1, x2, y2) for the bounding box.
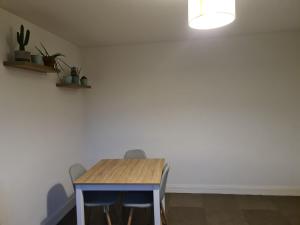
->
(80, 76, 88, 86)
(35, 43, 65, 71)
(15, 25, 31, 62)
(63, 74, 72, 85)
(31, 54, 44, 65)
(71, 67, 81, 84)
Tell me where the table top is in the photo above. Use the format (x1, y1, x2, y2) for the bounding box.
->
(74, 159, 165, 185)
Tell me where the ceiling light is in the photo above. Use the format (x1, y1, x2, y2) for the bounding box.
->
(188, 0, 235, 30)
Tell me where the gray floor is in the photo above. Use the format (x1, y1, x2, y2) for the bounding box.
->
(58, 193, 300, 225)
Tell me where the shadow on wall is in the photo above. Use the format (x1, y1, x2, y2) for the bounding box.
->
(40, 183, 75, 225)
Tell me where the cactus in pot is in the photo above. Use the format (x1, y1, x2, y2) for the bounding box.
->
(15, 25, 31, 61)
(17, 25, 30, 50)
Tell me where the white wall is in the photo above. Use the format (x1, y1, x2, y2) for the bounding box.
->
(1, 8, 300, 225)
(83, 32, 300, 195)
(0, 9, 87, 225)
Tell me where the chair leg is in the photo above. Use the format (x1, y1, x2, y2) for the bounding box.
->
(160, 203, 167, 225)
(104, 206, 112, 225)
(127, 208, 134, 225)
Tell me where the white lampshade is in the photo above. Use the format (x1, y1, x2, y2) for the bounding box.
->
(188, 0, 235, 30)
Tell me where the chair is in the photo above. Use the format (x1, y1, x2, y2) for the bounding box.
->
(69, 163, 118, 225)
(124, 149, 147, 159)
(122, 164, 170, 225)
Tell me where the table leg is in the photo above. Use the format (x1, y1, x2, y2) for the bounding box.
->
(76, 187, 85, 225)
(153, 188, 160, 225)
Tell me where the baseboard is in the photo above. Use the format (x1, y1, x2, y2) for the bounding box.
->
(40, 194, 75, 225)
(167, 184, 300, 196)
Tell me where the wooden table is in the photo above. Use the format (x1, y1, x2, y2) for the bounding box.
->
(74, 159, 165, 225)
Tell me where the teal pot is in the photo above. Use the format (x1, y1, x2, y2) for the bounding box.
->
(31, 55, 44, 65)
(15, 50, 31, 62)
(71, 67, 77, 76)
(80, 77, 88, 86)
(72, 75, 80, 84)
(64, 75, 72, 85)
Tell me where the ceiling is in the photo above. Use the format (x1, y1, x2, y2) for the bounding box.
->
(1, 0, 300, 47)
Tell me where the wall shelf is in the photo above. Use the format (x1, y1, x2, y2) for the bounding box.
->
(3, 61, 56, 73)
(4, 61, 91, 89)
(56, 83, 91, 89)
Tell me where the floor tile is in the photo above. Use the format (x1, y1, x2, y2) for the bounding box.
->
(237, 195, 277, 210)
(57, 194, 300, 225)
(268, 196, 300, 225)
(205, 209, 248, 225)
(243, 210, 291, 225)
(168, 207, 207, 225)
(123, 207, 153, 225)
(280, 210, 300, 225)
(203, 194, 238, 210)
(269, 196, 300, 212)
(167, 193, 204, 207)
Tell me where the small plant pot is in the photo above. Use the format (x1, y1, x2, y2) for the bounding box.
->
(15, 50, 31, 62)
(71, 67, 77, 76)
(31, 55, 44, 65)
(72, 75, 80, 85)
(80, 77, 88, 86)
(43, 56, 56, 67)
(64, 75, 72, 85)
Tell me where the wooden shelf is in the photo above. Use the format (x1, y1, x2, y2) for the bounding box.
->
(56, 83, 91, 89)
(3, 61, 56, 73)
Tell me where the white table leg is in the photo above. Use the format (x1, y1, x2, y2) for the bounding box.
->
(76, 187, 85, 225)
(153, 188, 160, 225)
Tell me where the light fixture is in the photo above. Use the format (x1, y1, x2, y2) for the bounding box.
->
(188, 0, 235, 30)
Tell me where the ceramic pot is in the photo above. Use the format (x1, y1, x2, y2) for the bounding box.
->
(72, 75, 80, 84)
(71, 67, 77, 76)
(43, 56, 56, 67)
(15, 50, 31, 62)
(80, 77, 88, 86)
(64, 75, 72, 84)
(31, 55, 44, 65)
